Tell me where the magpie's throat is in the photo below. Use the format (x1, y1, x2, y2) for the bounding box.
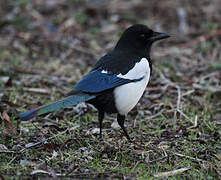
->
(144, 44, 152, 60)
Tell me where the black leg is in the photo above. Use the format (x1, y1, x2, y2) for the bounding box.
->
(98, 111, 104, 139)
(117, 114, 132, 142)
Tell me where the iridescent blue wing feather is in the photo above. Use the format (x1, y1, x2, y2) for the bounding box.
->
(74, 70, 143, 93)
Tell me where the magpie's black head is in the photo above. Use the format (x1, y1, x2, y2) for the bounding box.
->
(115, 24, 170, 53)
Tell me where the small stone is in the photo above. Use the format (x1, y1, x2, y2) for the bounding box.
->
(111, 120, 120, 130)
(91, 128, 100, 134)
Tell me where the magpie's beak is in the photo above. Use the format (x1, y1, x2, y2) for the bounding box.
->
(149, 32, 170, 42)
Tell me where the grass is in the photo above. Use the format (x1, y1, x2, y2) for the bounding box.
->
(1, 62, 220, 179)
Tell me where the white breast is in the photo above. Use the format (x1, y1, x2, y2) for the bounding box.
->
(114, 58, 150, 115)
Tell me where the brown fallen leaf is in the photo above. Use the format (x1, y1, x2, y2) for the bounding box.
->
(1, 111, 17, 135)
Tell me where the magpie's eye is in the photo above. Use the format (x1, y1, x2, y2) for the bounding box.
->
(140, 34, 145, 38)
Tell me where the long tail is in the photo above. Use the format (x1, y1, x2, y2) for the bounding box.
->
(17, 93, 96, 121)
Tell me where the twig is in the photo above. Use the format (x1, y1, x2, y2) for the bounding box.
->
(187, 115, 198, 129)
(0, 150, 16, 153)
(176, 85, 181, 111)
(177, 109, 191, 121)
(145, 109, 165, 120)
(194, 115, 198, 127)
(192, 83, 221, 92)
(7, 155, 18, 165)
(2, 87, 50, 95)
(168, 151, 205, 162)
(20, 87, 50, 94)
(179, 29, 221, 48)
(173, 85, 181, 125)
(181, 89, 195, 97)
(14, 67, 41, 75)
(153, 167, 191, 178)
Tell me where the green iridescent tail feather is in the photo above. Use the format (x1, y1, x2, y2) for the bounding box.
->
(17, 93, 96, 121)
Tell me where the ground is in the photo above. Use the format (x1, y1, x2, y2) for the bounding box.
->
(0, 0, 221, 179)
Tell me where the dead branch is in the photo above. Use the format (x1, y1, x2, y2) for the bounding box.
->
(179, 29, 221, 49)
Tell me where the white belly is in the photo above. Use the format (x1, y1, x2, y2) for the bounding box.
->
(114, 58, 150, 115)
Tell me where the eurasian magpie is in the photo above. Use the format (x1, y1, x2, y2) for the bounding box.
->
(17, 24, 170, 141)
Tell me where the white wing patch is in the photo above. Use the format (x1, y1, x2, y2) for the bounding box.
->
(101, 70, 108, 74)
(114, 58, 150, 115)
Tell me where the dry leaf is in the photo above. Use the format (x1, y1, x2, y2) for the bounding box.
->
(2, 111, 17, 135)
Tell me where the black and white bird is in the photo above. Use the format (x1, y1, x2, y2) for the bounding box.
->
(18, 24, 170, 141)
